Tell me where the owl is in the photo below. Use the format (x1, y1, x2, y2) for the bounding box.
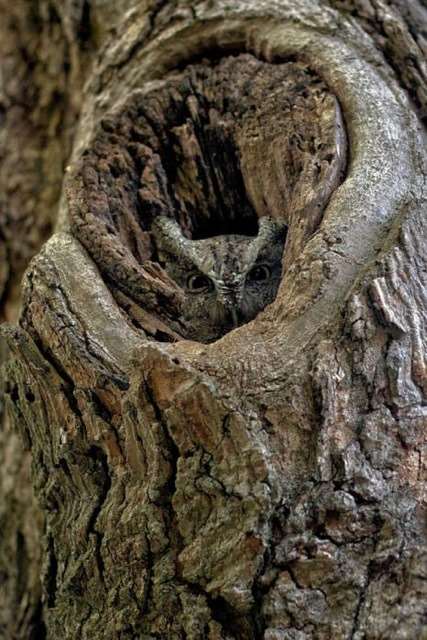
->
(152, 216, 287, 343)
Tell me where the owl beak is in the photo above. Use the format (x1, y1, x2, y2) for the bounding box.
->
(216, 284, 240, 327)
(230, 307, 239, 327)
(218, 295, 239, 327)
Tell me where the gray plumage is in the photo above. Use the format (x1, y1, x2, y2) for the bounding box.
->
(152, 216, 286, 343)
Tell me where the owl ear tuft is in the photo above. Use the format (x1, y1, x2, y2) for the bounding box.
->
(151, 216, 192, 255)
(257, 216, 287, 244)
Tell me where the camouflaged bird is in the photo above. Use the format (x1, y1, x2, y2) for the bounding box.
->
(152, 216, 287, 343)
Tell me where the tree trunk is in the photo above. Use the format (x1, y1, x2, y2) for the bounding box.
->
(1, 1, 426, 638)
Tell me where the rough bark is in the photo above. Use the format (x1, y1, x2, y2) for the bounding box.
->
(1, 1, 426, 639)
(0, 2, 109, 635)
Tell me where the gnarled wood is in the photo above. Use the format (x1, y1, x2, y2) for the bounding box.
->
(1, 1, 426, 638)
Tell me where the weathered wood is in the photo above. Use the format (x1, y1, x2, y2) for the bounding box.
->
(1, 1, 426, 638)
(69, 54, 346, 339)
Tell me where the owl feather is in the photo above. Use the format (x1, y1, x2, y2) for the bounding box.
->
(152, 216, 286, 343)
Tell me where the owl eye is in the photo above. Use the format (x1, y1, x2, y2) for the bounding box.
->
(247, 264, 271, 283)
(187, 273, 214, 293)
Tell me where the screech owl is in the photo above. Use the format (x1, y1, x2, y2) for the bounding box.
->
(152, 216, 287, 343)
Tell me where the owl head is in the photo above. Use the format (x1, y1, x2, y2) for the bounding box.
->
(152, 216, 287, 343)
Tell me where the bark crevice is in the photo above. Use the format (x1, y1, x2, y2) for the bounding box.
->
(1, 1, 425, 638)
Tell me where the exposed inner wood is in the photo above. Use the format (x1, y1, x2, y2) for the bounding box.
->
(1, 2, 425, 638)
(70, 53, 346, 341)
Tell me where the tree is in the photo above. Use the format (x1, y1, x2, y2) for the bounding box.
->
(1, 1, 426, 638)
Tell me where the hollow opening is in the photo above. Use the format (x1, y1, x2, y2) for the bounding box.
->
(190, 210, 260, 240)
(72, 52, 345, 344)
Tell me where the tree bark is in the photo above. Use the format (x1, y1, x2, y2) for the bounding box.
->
(1, 1, 426, 639)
